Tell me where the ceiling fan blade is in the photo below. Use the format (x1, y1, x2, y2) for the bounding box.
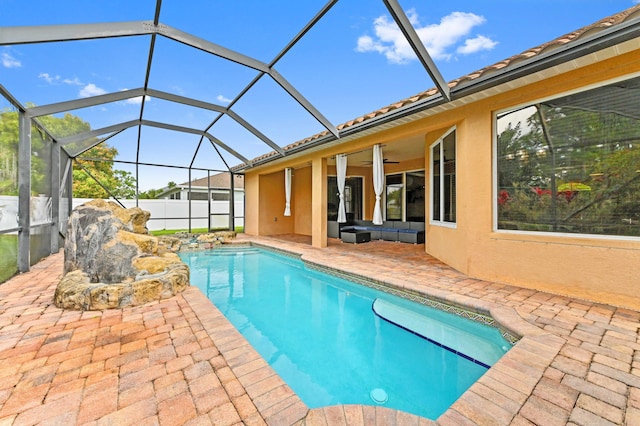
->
(362, 158, 399, 164)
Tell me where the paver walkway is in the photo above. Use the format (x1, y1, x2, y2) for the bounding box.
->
(0, 234, 639, 425)
(0, 253, 268, 426)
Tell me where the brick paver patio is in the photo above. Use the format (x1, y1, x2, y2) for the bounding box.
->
(0, 234, 638, 425)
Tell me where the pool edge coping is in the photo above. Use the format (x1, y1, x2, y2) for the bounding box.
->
(181, 287, 311, 425)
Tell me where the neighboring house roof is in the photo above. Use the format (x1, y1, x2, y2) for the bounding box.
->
(155, 173, 244, 198)
(180, 173, 245, 190)
(235, 4, 640, 171)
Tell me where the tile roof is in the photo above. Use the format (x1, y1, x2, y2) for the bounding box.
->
(239, 4, 640, 169)
(180, 172, 245, 189)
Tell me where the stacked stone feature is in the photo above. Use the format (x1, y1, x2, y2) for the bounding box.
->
(54, 199, 190, 310)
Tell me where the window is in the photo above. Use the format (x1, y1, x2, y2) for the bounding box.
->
(211, 191, 230, 201)
(431, 128, 456, 225)
(496, 76, 640, 237)
(385, 174, 403, 220)
(406, 171, 425, 221)
(188, 192, 208, 201)
(381, 171, 425, 222)
(327, 176, 363, 221)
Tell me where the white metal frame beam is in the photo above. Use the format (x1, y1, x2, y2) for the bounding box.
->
(1, 21, 339, 146)
(28, 87, 280, 160)
(56, 119, 252, 166)
(0, 21, 154, 44)
(0, 1, 452, 168)
(146, 89, 285, 155)
(26, 89, 146, 117)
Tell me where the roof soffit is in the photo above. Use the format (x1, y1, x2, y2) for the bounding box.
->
(236, 6, 640, 171)
(239, 38, 640, 172)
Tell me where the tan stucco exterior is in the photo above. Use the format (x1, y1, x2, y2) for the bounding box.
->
(242, 48, 640, 310)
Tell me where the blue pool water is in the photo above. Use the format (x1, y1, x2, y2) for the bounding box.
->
(180, 246, 511, 420)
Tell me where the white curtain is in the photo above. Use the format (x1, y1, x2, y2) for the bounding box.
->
(336, 154, 347, 223)
(284, 167, 292, 216)
(372, 144, 384, 225)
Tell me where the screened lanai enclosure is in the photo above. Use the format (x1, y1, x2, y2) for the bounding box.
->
(0, 0, 454, 281)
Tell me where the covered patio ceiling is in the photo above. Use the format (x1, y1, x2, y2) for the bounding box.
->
(0, 0, 449, 184)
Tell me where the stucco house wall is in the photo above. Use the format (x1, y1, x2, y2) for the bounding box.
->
(241, 26, 640, 309)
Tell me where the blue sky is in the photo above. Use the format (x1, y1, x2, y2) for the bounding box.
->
(1, 0, 638, 190)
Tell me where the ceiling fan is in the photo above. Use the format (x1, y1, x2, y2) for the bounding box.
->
(362, 158, 400, 165)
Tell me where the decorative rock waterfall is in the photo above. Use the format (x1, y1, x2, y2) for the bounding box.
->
(54, 199, 190, 310)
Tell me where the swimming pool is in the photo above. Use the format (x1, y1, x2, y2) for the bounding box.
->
(180, 246, 512, 419)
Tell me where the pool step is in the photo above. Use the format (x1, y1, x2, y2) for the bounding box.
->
(372, 298, 508, 368)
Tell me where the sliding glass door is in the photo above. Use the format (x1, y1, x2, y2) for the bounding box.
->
(327, 176, 363, 221)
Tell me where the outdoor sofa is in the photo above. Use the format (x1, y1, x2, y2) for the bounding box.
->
(328, 220, 425, 244)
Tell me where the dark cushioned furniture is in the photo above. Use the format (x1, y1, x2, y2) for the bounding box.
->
(329, 220, 425, 244)
(328, 221, 340, 238)
(341, 229, 371, 244)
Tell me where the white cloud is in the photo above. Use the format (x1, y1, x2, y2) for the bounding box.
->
(119, 89, 150, 105)
(357, 10, 496, 64)
(62, 77, 83, 86)
(457, 35, 498, 55)
(217, 94, 232, 103)
(124, 96, 142, 105)
(123, 96, 150, 105)
(39, 73, 85, 87)
(1, 51, 21, 68)
(38, 72, 58, 84)
(79, 83, 107, 98)
(39, 73, 110, 99)
(356, 13, 414, 64)
(171, 85, 185, 95)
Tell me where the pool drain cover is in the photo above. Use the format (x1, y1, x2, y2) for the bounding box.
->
(370, 388, 388, 404)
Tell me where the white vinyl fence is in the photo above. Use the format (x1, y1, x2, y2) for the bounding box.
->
(0, 196, 243, 233)
(72, 198, 244, 231)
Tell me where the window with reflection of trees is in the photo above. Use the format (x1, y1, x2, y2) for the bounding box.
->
(496, 76, 640, 237)
(384, 172, 425, 222)
(385, 174, 403, 220)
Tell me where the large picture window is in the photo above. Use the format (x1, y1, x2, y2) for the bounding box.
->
(431, 128, 456, 225)
(496, 76, 640, 237)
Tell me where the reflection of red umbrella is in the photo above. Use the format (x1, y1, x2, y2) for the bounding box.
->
(557, 182, 591, 192)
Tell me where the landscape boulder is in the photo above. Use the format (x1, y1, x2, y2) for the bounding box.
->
(54, 199, 190, 310)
